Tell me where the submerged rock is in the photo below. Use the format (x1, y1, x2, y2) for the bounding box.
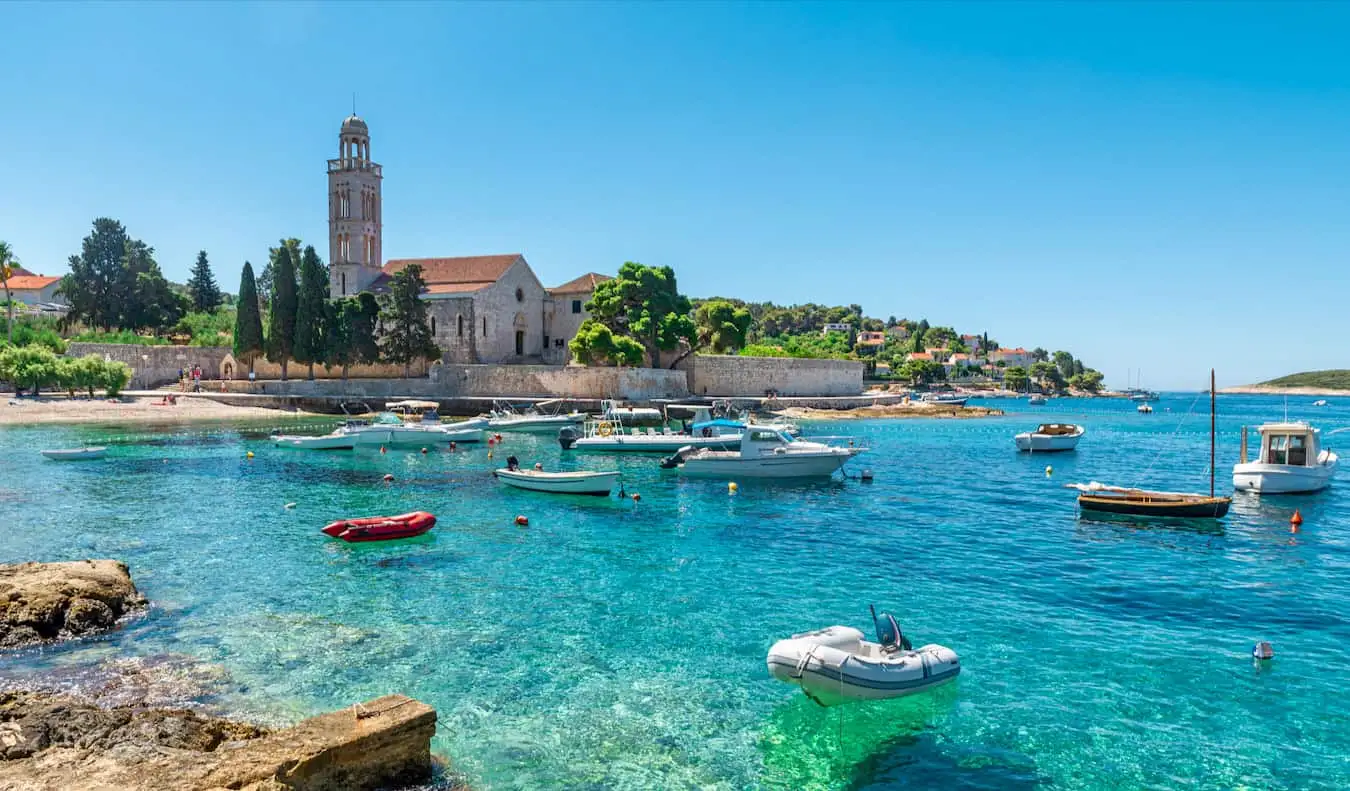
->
(0, 691, 438, 790)
(0, 561, 147, 649)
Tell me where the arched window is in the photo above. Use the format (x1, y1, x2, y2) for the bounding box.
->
(341, 272, 347, 295)
(515, 287, 524, 302)
(457, 315, 464, 337)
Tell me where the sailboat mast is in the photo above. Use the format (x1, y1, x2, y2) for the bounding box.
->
(1215, 367, 1225, 491)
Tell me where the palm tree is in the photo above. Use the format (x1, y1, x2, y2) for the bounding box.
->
(0, 241, 18, 346)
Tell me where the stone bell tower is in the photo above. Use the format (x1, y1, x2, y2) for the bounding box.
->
(328, 114, 383, 297)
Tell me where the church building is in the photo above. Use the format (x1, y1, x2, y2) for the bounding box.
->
(325, 114, 608, 365)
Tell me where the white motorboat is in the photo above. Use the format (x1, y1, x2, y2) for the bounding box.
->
(1233, 422, 1338, 494)
(561, 417, 742, 453)
(662, 425, 862, 478)
(1137, 403, 1153, 413)
(493, 467, 620, 496)
(1014, 423, 1084, 452)
(666, 402, 800, 436)
(40, 447, 107, 461)
(599, 399, 663, 426)
(767, 615, 960, 707)
(345, 413, 467, 446)
(920, 393, 968, 407)
(273, 430, 356, 450)
(1028, 395, 1048, 405)
(487, 402, 586, 433)
(1313, 399, 1329, 407)
(438, 425, 484, 443)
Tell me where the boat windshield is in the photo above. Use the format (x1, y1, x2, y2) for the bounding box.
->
(373, 412, 404, 425)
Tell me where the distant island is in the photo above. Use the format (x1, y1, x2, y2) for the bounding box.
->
(1221, 370, 1350, 395)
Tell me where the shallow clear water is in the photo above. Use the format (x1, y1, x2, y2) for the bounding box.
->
(2, 394, 1349, 790)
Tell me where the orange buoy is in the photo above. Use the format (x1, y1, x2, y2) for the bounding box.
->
(631, 493, 641, 502)
(382, 473, 394, 482)
(488, 438, 495, 447)
(1291, 509, 1304, 527)
(514, 515, 529, 526)
(449, 442, 457, 451)
(380, 446, 387, 454)
(495, 433, 503, 442)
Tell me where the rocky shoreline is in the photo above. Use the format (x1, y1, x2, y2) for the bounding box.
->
(1220, 385, 1350, 396)
(0, 561, 444, 790)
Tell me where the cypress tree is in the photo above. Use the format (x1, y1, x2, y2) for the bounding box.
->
(233, 261, 265, 375)
(292, 245, 328, 380)
(264, 244, 297, 380)
(378, 265, 440, 377)
(187, 250, 222, 313)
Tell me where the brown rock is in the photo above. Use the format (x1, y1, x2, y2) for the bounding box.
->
(0, 561, 147, 649)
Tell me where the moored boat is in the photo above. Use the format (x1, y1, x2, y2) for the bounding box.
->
(921, 393, 968, 407)
(273, 431, 356, 450)
(662, 425, 861, 478)
(766, 612, 960, 707)
(561, 417, 742, 453)
(487, 401, 587, 433)
(1137, 403, 1153, 413)
(321, 511, 436, 542)
(1233, 422, 1338, 494)
(493, 467, 620, 495)
(40, 447, 107, 461)
(1014, 423, 1084, 452)
(1028, 395, 1048, 405)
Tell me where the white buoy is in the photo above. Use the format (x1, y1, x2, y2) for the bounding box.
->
(1252, 641, 1274, 661)
(283, 502, 297, 510)
(860, 469, 874, 481)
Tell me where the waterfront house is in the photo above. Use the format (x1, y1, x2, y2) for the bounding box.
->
(905, 352, 935, 363)
(960, 334, 984, 353)
(886, 325, 910, 341)
(2, 273, 66, 308)
(989, 347, 1034, 368)
(855, 331, 886, 349)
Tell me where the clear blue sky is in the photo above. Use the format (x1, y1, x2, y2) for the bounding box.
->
(4, 1, 1347, 388)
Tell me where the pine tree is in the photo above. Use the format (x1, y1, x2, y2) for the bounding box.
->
(292, 246, 328, 380)
(233, 261, 265, 375)
(264, 244, 297, 380)
(187, 250, 222, 313)
(377, 265, 440, 377)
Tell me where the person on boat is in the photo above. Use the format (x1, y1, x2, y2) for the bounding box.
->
(534, 462, 544, 471)
(506, 456, 520, 471)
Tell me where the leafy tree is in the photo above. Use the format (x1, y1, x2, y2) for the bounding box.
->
(947, 338, 969, 354)
(569, 322, 645, 366)
(1031, 347, 1049, 363)
(187, 250, 222, 313)
(349, 291, 381, 366)
(324, 299, 353, 378)
(922, 326, 957, 349)
(1068, 369, 1104, 393)
(55, 357, 78, 397)
(886, 315, 899, 328)
(1073, 359, 1085, 377)
(103, 360, 131, 397)
(859, 317, 885, 332)
(257, 239, 301, 309)
(1004, 366, 1030, 392)
(59, 220, 184, 334)
(72, 354, 109, 397)
(897, 358, 946, 385)
(1053, 350, 1075, 379)
(0, 344, 59, 394)
(378, 264, 440, 377)
(264, 244, 298, 380)
(580, 262, 695, 367)
(738, 343, 790, 358)
(694, 300, 753, 354)
(0, 240, 19, 346)
(292, 246, 328, 380)
(121, 241, 188, 332)
(233, 261, 265, 375)
(1030, 360, 1066, 392)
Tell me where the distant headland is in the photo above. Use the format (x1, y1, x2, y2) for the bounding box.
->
(1221, 370, 1350, 396)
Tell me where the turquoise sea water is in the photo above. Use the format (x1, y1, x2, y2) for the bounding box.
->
(2, 394, 1349, 790)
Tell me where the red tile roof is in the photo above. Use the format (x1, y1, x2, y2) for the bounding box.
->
(3, 275, 61, 290)
(383, 255, 521, 291)
(425, 283, 491, 295)
(548, 272, 612, 294)
(907, 352, 934, 360)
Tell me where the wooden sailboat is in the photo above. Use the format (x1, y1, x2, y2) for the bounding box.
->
(1070, 370, 1231, 519)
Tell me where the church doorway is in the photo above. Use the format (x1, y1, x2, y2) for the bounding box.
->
(515, 331, 525, 356)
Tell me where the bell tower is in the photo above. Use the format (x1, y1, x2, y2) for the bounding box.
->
(328, 114, 383, 297)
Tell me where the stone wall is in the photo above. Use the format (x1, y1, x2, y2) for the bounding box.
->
(66, 343, 232, 390)
(218, 353, 429, 381)
(682, 355, 864, 397)
(221, 364, 689, 400)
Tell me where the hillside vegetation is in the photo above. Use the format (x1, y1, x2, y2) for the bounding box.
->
(1260, 370, 1350, 389)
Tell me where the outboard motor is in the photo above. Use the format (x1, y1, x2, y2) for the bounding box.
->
(876, 612, 913, 652)
(558, 426, 580, 450)
(659, 445, 696, 470)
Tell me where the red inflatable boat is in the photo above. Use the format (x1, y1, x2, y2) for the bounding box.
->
(321, 511, 436, 542)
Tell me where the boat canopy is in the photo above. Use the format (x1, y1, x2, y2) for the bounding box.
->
(691, 418, 745, 432)
(1254, 422, 1322, 467)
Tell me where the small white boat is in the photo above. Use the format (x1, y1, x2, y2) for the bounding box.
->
(599, 399, 663, 426)
(663, 425, 862, 478)
(344, 413, 473, 446)
(273, 431, 356, 450)
(40, 447, 107, 461)
(1137, 403, 1153, 413)
(487, 402, 587, 433)
(1233, 422, 1338, 494)
(438, 425, 484, 443)
(1014, 423, 1084, 452)
(561, 417, 743, 453)
(767, 616, 960, 707)
(920, 393, 968, 407)
(1313, 399, 1329, 407)
(493, 467, 620, 496)
(1028, 395, 1048, 405)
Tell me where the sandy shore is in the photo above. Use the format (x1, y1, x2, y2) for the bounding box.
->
(776, 403, 1003, 420)
(1220, 386, 1350, 397)
(0, 393, 305, 426)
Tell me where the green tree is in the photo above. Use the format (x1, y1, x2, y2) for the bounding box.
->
(1030, 360, 1066, 392)
(233, 261, 265, 375)
(257, 239, 301, 310)
(59, 220, 184, 334)
(324, 299, 353, 378)
(897, 358, 946, 385)
(350, 292, 381, 367)
(1004, 366, 1030, 392)
(579, 262, 695, 367)
(103, 360, 131, 397)
(187, 250, 222, 312)
(0, 240, 18, 346)
(694, 300, 753, 354)
(72, 354, 109, 397)
(121, 241, 188, 332)
(264, 244, 298, 380)
(378, 264, 440, 377)
(569, 322, 645, 366)
(0, 344, 59, 394)
(292, 246, 328, 380)
(1068, 369, 1104, 393)
(1031, 347, 1050, 363)
(1053, 350, 1075, 380)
